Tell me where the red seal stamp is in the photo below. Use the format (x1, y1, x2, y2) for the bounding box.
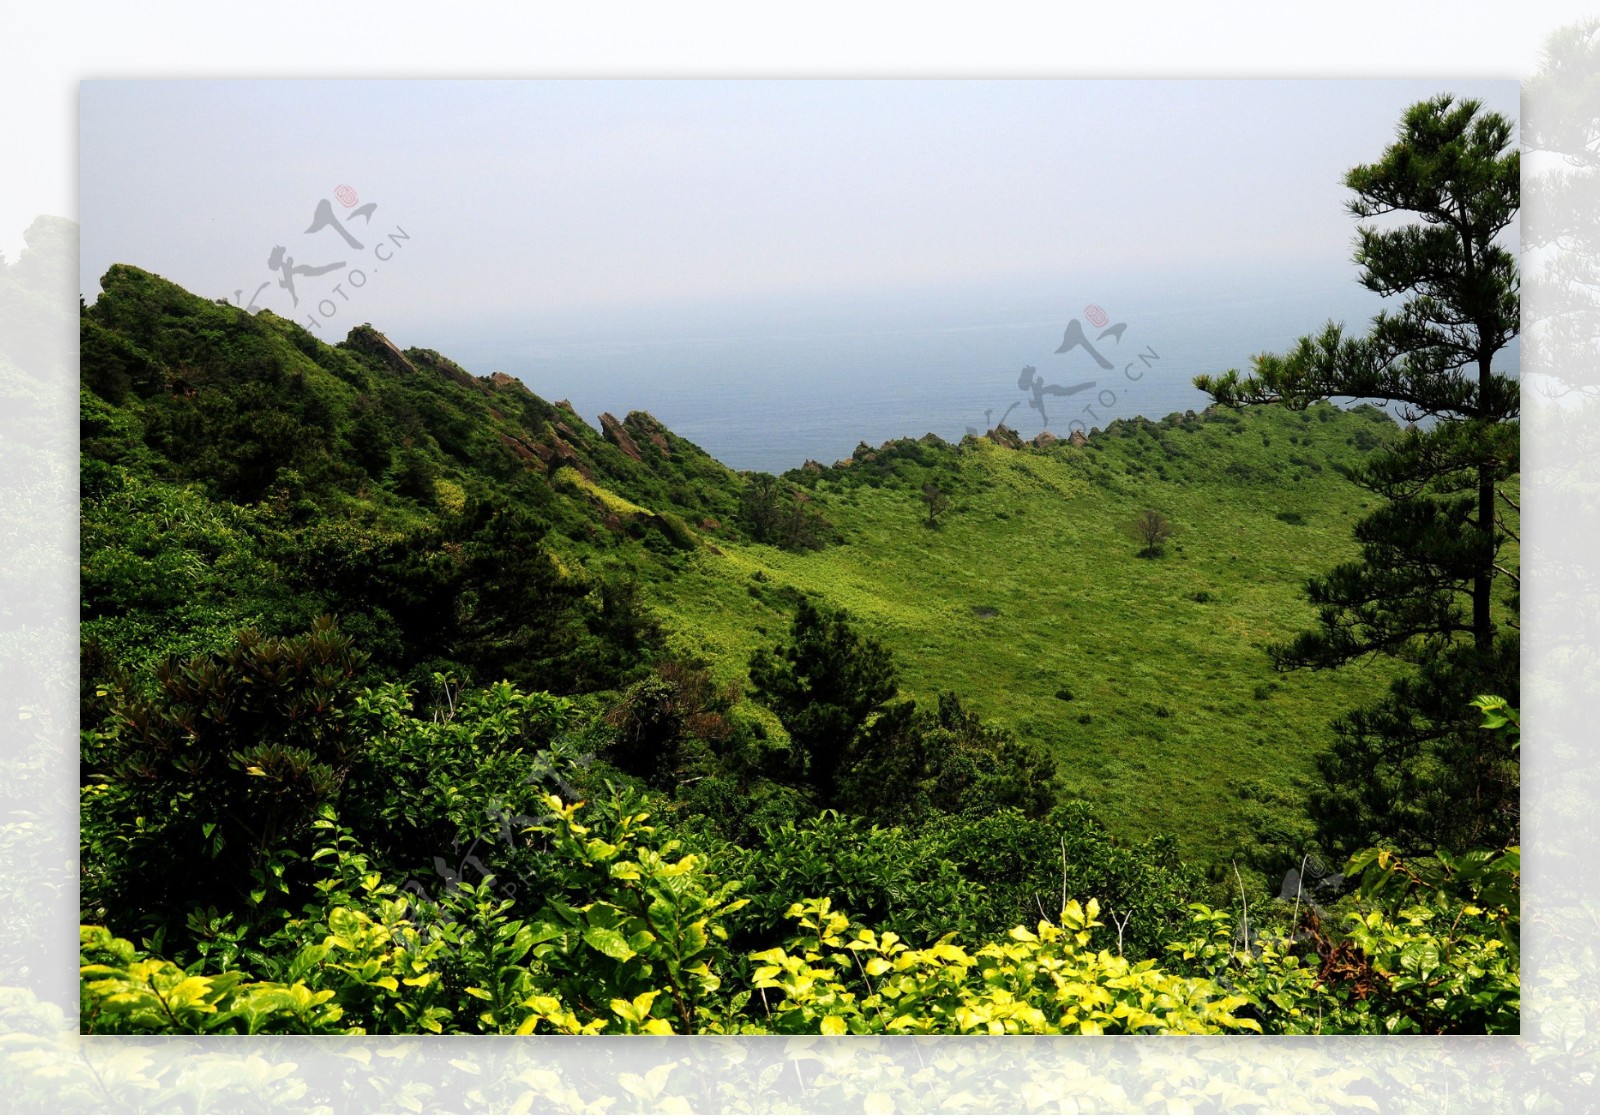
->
(335, 184, 359, 208)
(1085, 304, 1109, 329)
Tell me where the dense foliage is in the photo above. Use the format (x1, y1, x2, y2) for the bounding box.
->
(748, 597, 903, 801)
(81, 626, 1519, 1036)
(82, 679, 1519, 1036)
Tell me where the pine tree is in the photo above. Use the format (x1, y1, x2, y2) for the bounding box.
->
(1195, 95, 1520, 855)
(748, 597, 900, 801)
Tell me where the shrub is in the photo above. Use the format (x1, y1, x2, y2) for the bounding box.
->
(836, 693, 1060, 824)
(603, 662, 735, 787)
(82, 617, 369, 930)
(1167, 843, 1520, 1035)
(750, 896, 1261, 1035)
(728, 812, 984, 948)
(739, 473, 833, 550)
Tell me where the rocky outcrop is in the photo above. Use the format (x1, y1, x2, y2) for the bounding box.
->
(344, 324, 416, 376)
(1067, 429, 1089, 447)
(987, 424, 1024, 450)
(489, 371, 530, 392)
(623, 412, 673, 458)
(499, 432, 537, 463)
(1032, 431, 1058, 448)
(600, 412, 643, 461)
(498, 430, 553, 467)
(549, 433, 592, 479)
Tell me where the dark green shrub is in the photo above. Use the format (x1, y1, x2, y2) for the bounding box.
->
(83, 617, 368, 931)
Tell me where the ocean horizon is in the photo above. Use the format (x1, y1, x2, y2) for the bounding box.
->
(403, 265, 1519, 474)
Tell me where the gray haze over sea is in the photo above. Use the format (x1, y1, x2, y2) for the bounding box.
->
(414, 264, 1519, 475)
(76, 79, 1523, 472)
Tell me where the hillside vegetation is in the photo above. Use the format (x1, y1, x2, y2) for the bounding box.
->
(77, 266, 1518, 1036)
(650, 405, 1412, 864)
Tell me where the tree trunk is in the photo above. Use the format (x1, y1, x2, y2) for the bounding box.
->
(1475, 350, 1494, 650)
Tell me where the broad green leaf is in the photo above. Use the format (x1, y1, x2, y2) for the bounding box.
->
(583, 926, 637, 962)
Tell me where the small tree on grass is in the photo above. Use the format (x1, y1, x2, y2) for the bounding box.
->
(921, 482, 951, 529)
(1128, 509, 1173, 557)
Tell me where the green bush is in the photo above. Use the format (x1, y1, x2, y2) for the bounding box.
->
(727, 811, 985, 948)
(750, 896, 1261, 1035)
(837, 692, 1059, 823)
(1167, 842, 1520, 1035)
(82, 617, 369, 933)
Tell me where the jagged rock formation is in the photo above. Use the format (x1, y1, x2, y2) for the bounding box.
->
(987, 425, 1024, 450)
(488, 371, 537, 395)
(623, 412, 673, 458)
(344, 323, 417, 376)
(600, 412, 643, 461)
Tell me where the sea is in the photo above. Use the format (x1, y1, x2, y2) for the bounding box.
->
(412, 264, 1520, 475)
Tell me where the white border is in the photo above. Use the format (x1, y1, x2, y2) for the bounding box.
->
(3, 4, 1597, 1110)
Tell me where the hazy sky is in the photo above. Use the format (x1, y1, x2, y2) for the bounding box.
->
(79, 79, 1519, 346)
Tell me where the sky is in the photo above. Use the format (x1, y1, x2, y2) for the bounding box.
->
(78, 79, 1520, 351)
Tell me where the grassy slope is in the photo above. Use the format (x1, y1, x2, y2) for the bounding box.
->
(647, 405, 1408, 863)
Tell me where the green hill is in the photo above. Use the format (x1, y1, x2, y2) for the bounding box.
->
(82, 265, 1404, 865)
(649, 408, 1405, 862)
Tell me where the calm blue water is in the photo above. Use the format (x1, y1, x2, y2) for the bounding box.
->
(414, 267, 1518, 474)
